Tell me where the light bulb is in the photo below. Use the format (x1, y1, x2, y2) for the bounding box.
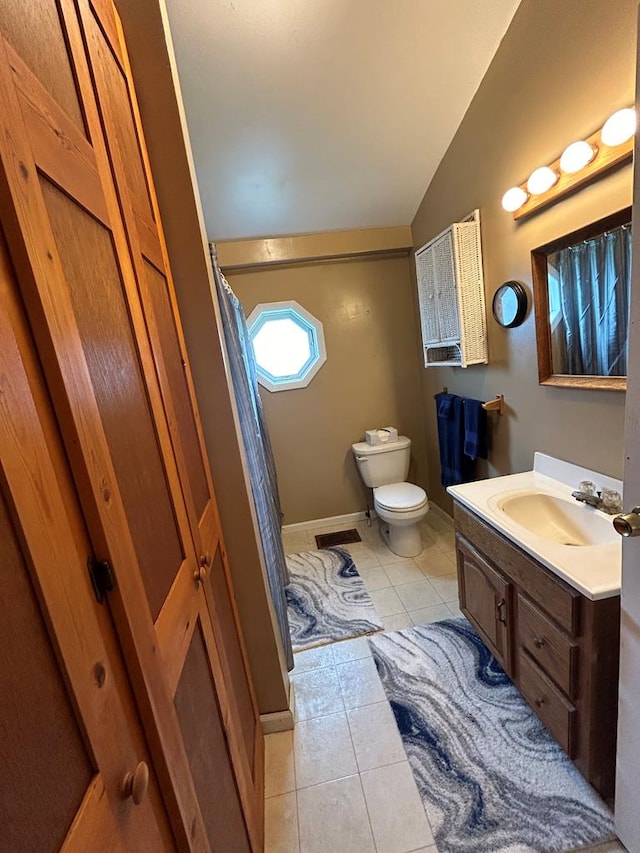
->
(601, 108, 636, 146)
(501, 186, 529, 212)
(560, 140, 597, 173)
(527, 166, 558, 195)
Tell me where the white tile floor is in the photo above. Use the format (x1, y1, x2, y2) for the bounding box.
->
(266, 514, 460, 853)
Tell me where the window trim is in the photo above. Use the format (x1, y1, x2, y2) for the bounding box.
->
(247, 300, 326, 392)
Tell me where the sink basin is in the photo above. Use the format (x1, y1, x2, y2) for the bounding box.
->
(490, 491, 618, 546)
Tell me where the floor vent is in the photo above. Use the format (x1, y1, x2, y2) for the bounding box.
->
(315, 528, 361, 549)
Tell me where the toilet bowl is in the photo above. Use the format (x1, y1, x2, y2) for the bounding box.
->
(352, 436, 429, 558)
(374, 482, 429, 556)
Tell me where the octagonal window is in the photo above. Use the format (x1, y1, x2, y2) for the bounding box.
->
(247, 301, 326, 392)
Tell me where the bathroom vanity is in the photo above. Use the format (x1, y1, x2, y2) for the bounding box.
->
(448, 454, 622, 800)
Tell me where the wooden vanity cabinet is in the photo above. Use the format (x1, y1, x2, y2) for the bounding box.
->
(453, 501, 620, 800)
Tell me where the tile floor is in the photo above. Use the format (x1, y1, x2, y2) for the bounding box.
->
(267, 513, 460, 853)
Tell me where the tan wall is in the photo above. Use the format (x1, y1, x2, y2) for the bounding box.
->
(411, 0, 636, 513)
(227, 254, 428, 524)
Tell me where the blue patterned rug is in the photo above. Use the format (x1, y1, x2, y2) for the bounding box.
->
(369, 619, 614, 853)
(286, 547, 383, 651)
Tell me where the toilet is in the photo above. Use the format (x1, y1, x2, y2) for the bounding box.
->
(352, 435, 429, 557)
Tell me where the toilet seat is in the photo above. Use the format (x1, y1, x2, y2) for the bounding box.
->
(374, 482, 428, 512)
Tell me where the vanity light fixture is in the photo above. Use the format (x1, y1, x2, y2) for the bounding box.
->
(527, 166, 558, 195)
(559, 140, 597, 174)
(502, 106, 636, 219)
(501, 186, 529, 212)
(601, 108, 637, 146)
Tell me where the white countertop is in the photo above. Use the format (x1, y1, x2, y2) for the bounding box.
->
(447, 453, 622, 600)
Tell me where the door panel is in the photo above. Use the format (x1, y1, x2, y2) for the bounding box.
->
(141, 258, 211, 521)
(208, 544, 258, 774)
(40, 175, 184, 620)
(0, 487, 93, 852)
(0, 226, 173, 851)
(175, 620, 252, 853)
(0, 0, 86, 134)
(76, 0, 264, 843)
(85, 11, 154, 223)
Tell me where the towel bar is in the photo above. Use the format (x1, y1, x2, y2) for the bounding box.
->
(439, 388, 505, 416)
(482, 395, 504, 415)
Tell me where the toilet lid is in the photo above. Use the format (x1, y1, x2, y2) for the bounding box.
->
(375, 483, 428, 511)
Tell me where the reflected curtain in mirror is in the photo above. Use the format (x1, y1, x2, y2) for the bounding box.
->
(532, 207, 632, 390)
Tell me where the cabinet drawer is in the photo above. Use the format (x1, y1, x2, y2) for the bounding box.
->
(518, 651, 577, 757)
(517, 594, 578, 698)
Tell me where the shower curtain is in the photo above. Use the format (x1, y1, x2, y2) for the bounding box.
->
(554, 223, 631, 376)
(209, 244, 294, 670)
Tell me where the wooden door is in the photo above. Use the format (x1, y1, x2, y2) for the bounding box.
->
(75, 0, 263, 821)
(0, 2, 259, 850)
(0, 222, 174, 850)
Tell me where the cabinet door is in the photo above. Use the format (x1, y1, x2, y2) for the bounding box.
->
(431, 230, 460, 342)
(0, 226, 173, 851)
(75, 0, 262, 823)
(456, 534, 512, 671)
(416, 246, 441, 344)
(0, 4, 256, 850)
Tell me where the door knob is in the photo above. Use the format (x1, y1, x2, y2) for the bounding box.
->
(194, 553, 210, 584)
(613, 507, 640, 537)
(122, 761, 149, 805)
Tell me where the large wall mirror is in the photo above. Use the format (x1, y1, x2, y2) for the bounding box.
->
(531, 207, 632, 391)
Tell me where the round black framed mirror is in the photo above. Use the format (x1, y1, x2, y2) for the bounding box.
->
(492, 281, 527, 328)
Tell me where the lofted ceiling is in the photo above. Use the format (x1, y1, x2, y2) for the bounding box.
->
(165, 0, 522, 241)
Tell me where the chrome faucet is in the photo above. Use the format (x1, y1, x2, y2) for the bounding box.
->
(572, 490, 603, 508)
(571, 481, 623, 515)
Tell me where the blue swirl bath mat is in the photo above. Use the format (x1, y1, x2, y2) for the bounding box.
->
(285, 547, 383, 651)
(369, 619, 614, 853)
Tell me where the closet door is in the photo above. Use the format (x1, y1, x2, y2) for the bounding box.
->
(0, 227, 174, 851)
(0, 3, 257, 850)
(76, 0, 263, 818)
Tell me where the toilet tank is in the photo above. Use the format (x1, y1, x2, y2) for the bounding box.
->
(352, 436, 411, 487)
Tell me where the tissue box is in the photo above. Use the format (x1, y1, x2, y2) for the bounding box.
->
(365, 427, 399, 446)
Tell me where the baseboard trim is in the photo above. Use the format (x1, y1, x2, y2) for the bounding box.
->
(260, 683, 295, 733)
(428, 502, 454, 527)
(282, 510, 372, 533)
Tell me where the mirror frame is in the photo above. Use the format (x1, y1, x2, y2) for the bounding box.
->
(531, 206, 632, 391)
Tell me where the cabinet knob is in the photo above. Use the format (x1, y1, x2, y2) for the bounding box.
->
(199, 553, 211, 568)
(533, 637, 545, 649)
(534, 697, 545, 709)
(122, 761, 149, 805)
(194, 565, 207, 584)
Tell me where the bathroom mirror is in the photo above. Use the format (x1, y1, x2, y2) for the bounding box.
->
(492, 281, 527, 328)
(531, 207, 632, 390)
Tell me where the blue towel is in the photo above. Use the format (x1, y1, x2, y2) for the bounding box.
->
(463, 397, 488, 460)
(434, 393, 474, 487)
